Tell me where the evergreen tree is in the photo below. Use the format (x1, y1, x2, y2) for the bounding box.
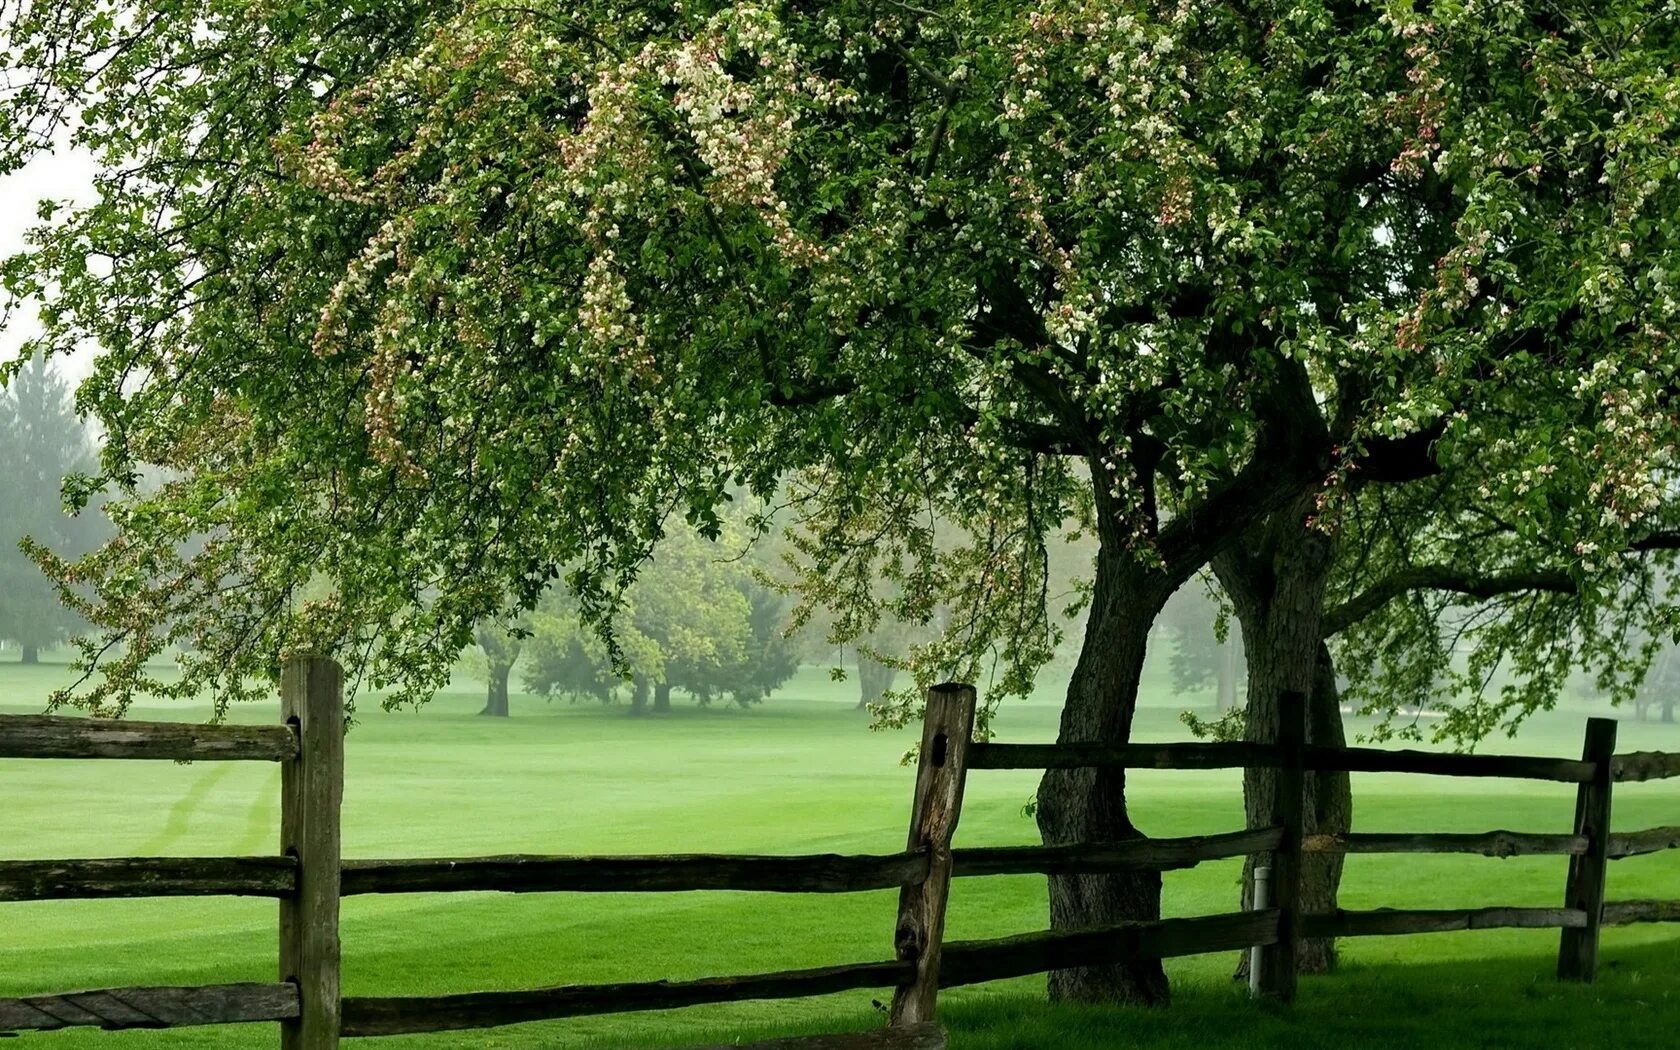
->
(0, 357, 100, 663)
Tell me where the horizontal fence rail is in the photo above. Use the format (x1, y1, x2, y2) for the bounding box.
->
(0, 714, 297, 762)
(1611, 751, 1680, 782)
(1307, 746, 1594, 783)
(1301, 907, 1589, 939)
(968, 741, 1277, 771)
(0, 856, 298, 902)
(968, 739, 1596, 782)
(952, 828, 1282, 877)
(939, 911, 1280, 987)
(1608, 826, 1680, 858)
(340, 960, 914, 1037)
(1302, 831, 1588, 857)
(0, 983, 299, 1033)
(340, 852, 930, 895)
(1604, 900, 1680, 924)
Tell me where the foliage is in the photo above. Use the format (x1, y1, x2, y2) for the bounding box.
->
(524, 517, 803, 708)
(1, 0, 1676, 746)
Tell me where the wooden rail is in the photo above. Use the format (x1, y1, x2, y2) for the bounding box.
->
(966, 739, 1596, 782)
(1611, 751, 1680, 782)
(1305, 746, 1595, 783)
(1301, 907, 1588, 939)
(0, 856, 298, 901)
(1604, 899, 1680, 924)
(953, 828, 1281, 876)
(0, 714, 296, 761)
(1609, 826, 1680, 858)
(340, 959, 914, 1037)
(968, 740, 1277, 771)
(342, 851, 930, 895)
(0, 983, 299, 1032)
(1303, 831, 1587, 857)
(939, 910, 1280, 986)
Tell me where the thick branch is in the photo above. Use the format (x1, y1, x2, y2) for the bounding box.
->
(1323, 566, 1575, 637)
(1323, 526, 1680, 638)
(1158, 356, 1328, 579)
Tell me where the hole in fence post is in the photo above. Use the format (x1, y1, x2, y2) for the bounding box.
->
(1249, 864, 1271, 997)
(930, 733, 948, 769)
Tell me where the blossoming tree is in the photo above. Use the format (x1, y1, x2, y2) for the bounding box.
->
(3, 0, 1676, 1003)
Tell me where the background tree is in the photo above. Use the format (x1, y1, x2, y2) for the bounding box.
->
(0, 356, 101, 663)
(1159, 582, 1241, 714)
(525, 519, 803, 713)
(474, 618, 526, 717)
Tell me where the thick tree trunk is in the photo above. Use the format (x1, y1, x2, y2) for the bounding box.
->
(857, 656, 897, 711)
(630, 677, 650, 716)
(653, 683, 673, 713)
(1664, 698, 1676, 724)
(1213, 494, 1350, 977)
(20, 645, 39, 665)
(1035, 542, 1174, 1005)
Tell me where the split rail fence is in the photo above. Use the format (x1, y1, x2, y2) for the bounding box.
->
(4, 660, 1680, 1047)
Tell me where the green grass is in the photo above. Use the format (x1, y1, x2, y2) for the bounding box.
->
(4, 656, 1680, 1048)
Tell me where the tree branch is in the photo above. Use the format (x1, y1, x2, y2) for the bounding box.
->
(1323, 567, 1576, 638)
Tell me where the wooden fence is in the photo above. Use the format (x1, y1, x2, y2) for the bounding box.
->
(4, 664, 1680, 1047)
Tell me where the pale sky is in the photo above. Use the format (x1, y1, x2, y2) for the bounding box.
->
(0, 144, 98, 381)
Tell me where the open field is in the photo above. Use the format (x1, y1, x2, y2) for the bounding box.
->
(5, 656, 1680, 1048)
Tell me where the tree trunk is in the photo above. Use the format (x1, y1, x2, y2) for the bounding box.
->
(1664, 697, 1676, 724)
(857, 655, 897, 711)
(1035, 540, 1174, 1006)
(479, 661, 511, 717)
(1213, 494, 1349, 977)
(20, 645, 39, 665)
(630, 677, 649, 716)
(475, 624, 520, 717)
(653, 682, 673, 713)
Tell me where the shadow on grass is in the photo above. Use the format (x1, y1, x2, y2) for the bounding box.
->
(597, 939, 1680, 1050)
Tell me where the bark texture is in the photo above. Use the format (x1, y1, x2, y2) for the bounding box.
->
(1035, 540, 1174, 1005)
(1213, 493, 1350, 976)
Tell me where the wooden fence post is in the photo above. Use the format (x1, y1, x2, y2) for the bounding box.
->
(280, 656, 345, 1049)
(1256, 689, 1306, 1003)
(1558, 716, 1617, 982)
(889, 683, 976, 1027)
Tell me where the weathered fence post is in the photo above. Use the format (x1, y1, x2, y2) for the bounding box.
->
(1256, 689, 1306, 1003)
(280, 656, 345, 1048)
(889, 683, 976, 1027)
(1558, 716, 1617, 982)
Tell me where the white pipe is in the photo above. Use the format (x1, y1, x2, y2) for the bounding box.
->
(1249, 864, 1271, 995)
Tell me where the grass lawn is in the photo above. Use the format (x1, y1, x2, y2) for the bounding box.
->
(4, 654, 1680, 1048)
